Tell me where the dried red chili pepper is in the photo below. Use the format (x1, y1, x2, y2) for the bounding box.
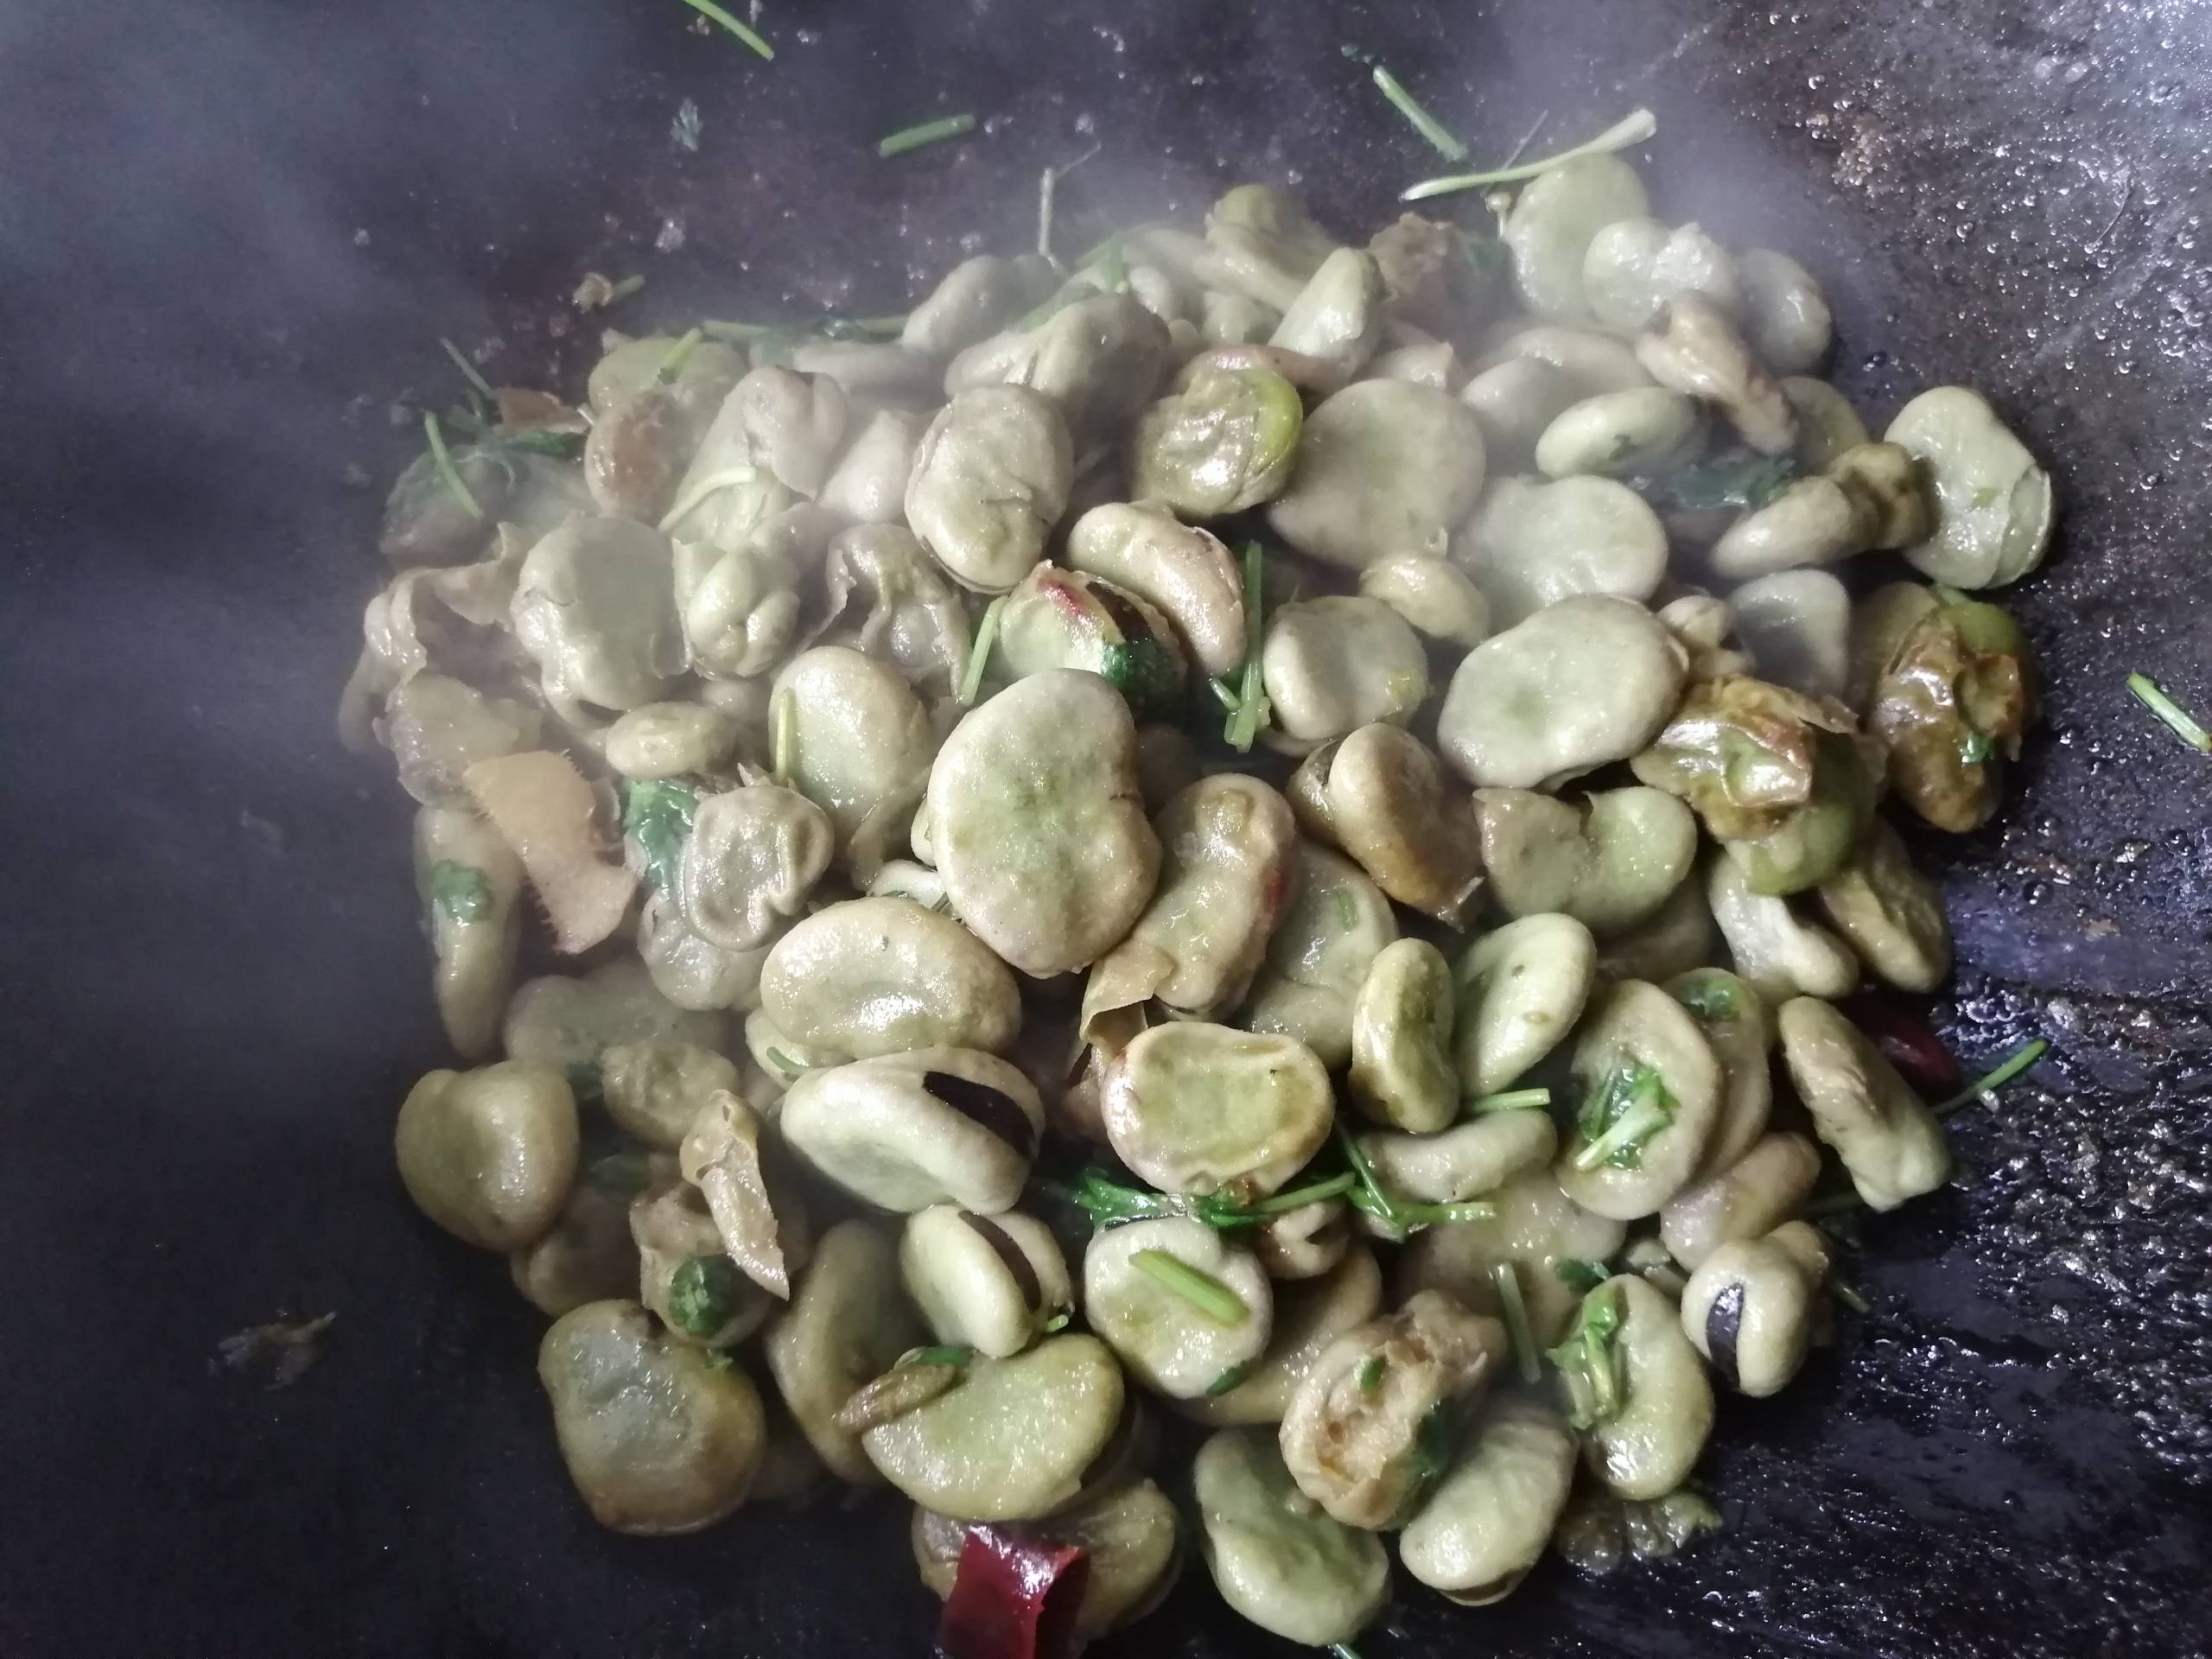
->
(935, 1526, 1091, 1659)
(1838, 993, 1961, 1094)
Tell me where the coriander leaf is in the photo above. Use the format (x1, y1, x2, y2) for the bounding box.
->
(622, 779, 698, 897)
(1625, 449, 1800, 512)
(1357, 1353, 1387, 1392)
(1573, 1062, 1678, 1172)
(1205, 1358, 1258, 1395)
(667, 1255, 745, 1339)
(1546, 1281, 1629, 1430)
(1554, 1259, 1614, 1294)
(428, 860, 493, 924)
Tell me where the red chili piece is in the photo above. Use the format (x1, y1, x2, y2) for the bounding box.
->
(936, 1526, 1091, 1659)
(1838, 993, 1962, 1094)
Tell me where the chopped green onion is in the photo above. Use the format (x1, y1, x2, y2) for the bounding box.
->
(1327, 1645, 1366, 1659)
(1356, 1354, 1387, 1393)
(1491, 1262, 1541, 1384)
(1338, 1127, 1492, 1236)
(1370, 64, 1468, 161)
(421, 411, 483, 519)
(607, 273, 646, 303)
(763, 1046, 803, 1078)
(1573, 1063, 1677, 1171)
(1224, 542, 1271, 752)
(1467, 1087, 1551, 1115)
(1554, 1259, 1613, 1294)
(653, 325, 705, 384)
(2127, 671, 2212, 753)
(621, 779, 698, 896)
(1932, 1037, 2050, 1117)
(1205, 1358, 1257, 1395)
(427, 861, 493, 924)
(902, 1344, 976, 1370)
(1130, 1249, 1249, 1325)
(1546, 1280, 1628, 1429)
(959, 596, 1007, 706)
(1042, 1310, 1071, 1333)
(1036, 143, 1101, 268)
(1401, 106, 1658, 200)
(1830, 1280, 1871, 1316)
(771, 689, 798, 786)
(877, 112, 977, 158)
(439, 337, 495, 404)
(677, 0, 773, 60)
(1959, 730, 1997, 765)
(1207, 676, 1243, 715)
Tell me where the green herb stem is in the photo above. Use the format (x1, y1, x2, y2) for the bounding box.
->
(771, 689, 798, 786)
(1205, 1358, 1257, 1395)
(677, 0, 774, 60)
(1370, 64, 1468, 160)
(1490, 1262, 1541, 1383)
(878, 112, 977, 158)
(653, 325, 705, 384)
(1402, 106, 1657, 200)
(1932, 1037, 2050, 1117)
(1036, 143, 1102, 268)
(427, 861, 493, 924)
(2126, 672, 2212, 753)
(1554, 1258, 1613, 1294)
(959, 596, 1007, 705)
(439, 337, 496, 404)
(1830, 1280, 1871, 1316)
(1042, 1310, 1071, 1333)
(1574, 1092, 1672, 1171)
(1326, 1644, 1366, 1659)
(902, 1344, 976, 1370)
(1243, 1172, 1357, 1217)
(422, 411, 483, 519)
(1130, 1249, 1250, 1325)
(1356, 1354, 1387, 1393)
(1224, 542, 1270, 752)
(1467, 1087, 1552, 1115)
(1207, 676, 1243, 715)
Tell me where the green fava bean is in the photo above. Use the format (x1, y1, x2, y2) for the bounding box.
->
(905, 386, 1075, 594)
(1535, 388, 1704, 480)
(994, 564, 1189, 718)
(1259, 596, 1430, 753)
(1706, 852, 1859, 1003)
(1128, 363, 1304, 518)
(860, 1335, 1127, 1522)
(1815, 817, 1953, 992)
(395, 1059, 579, 1251)
(765, 1221, 924, 1485)
(1738, 249, 1834, 374)
(1885, 386, 2054, 589)
(1665, 967, 1775, 1175)
(1102, 1023, 1333, 1198)
(1660, 1129, 1823, 1270)
(1173, 1248, 1386, 1427)
(1452, 474, 1668, 632)
(1356, 1110, 1559, 1205)
(1238, 842, 1399, 1069)
(1777, 996, 1953, 1211)
(1084, 1217, 1274, 1398)
(1503, 155, 1650, 322)
(1395, 1172, 1626, 1348)
(1471, 785, 1699, 938)
(1573, 1274, 1715, 1500)
(1453, 913, 1599, 1097)
(779, 1047, 1043, 1214)
(1554, 980, 1722, 1221)
(911, 1478, 1183, 1643)
(926, 670, 1161, 977)
(413, 802, 525, 1060)
(1193, 1427, 1391, 1647)
(760, 896, 1020, 1058)
(1064, 501, 1248, 679)
(537, 1300, 766, 1535)
(899, 1205, 1073, 1359)
(1349, 938, 1459, 1133)
(1399, 1397, 1578, 1604)
(1680, 1226, 1827, 1396)
(510, 1179, 642, 1317)
(768, 646, 938, 856)
(1266, 379, 1488, 570)
(597, 1039, 740, 1151)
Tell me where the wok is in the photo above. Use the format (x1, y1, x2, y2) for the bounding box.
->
(1, 0, 2207, 1653)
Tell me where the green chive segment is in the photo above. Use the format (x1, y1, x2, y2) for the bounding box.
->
(677, 0, 774, 60)
(1401, 106, 1658, 200)
(422, 411, 482, 519)
(1932, 1037, 2050, 1116)
(1491, 1262, 1541, 1383)
(2127, 671, 2212, 753)
(1129, 1249, 1249, 1325)
(878, 113, 977, 158)
(1370, 64, 1468, 160)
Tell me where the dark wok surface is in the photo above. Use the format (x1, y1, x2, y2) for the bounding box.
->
(3, 0, 2209, 1654)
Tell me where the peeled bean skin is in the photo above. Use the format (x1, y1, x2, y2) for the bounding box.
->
(760, 896, 1020, 1058)
(926, 670, 1161, 977)
(1399, 1398, 1578, 1603)
(1436, 596, 1687, 791)
(1278, 1290, 1507, 1529)
(537, 1300, 766, 1535)
(1777, 997, 1953, 1211)
(1194, 1427, 1391, 1647)
(1577, 1275, 1715, 1499)
(1660, 1130, 1822, 1271)
(1084, 1217, 1274, 1398)
(860, 1334, 1127, 1522)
